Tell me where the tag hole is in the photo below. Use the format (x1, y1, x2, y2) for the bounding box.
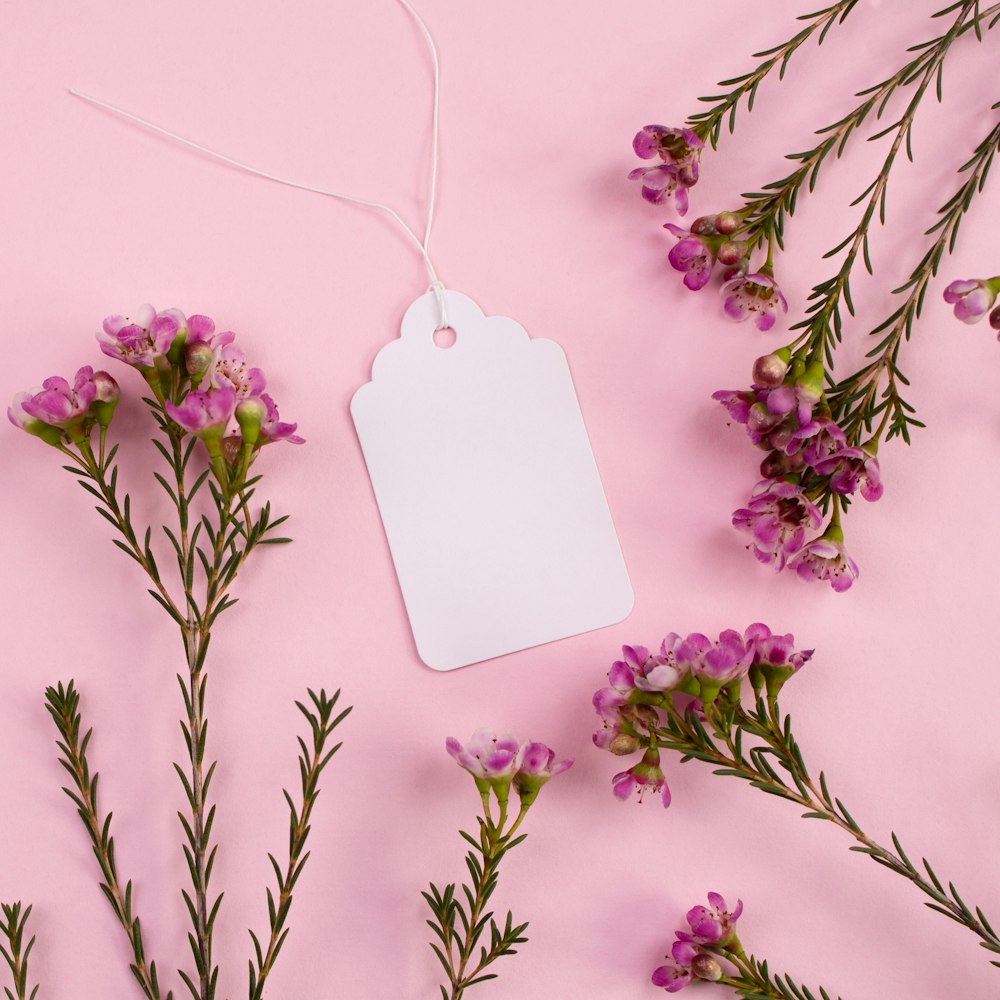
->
(433, 326, 456, 349)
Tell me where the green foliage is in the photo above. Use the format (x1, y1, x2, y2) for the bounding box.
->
(0, 902, 39, 1000)
(424, 810, 531, 999)
(687, 1, 860, 149)
(655, 695, 1000, 965)
(248, 689, 352, 1000)
(44, 681, 173, 1000)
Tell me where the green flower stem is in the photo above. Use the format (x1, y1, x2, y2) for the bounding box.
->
(247, 690, 350, 1000)
(424, 802, 531, 1000)
(0, 903, 39, 1000)
(828, 112, 1000, 445)
(737, 1, 1000, 252)
(687, 0, 860, 148)
(44, 682, 171, 1000)
(786, 0, 989, 371)
(654, 699, 1000, 965)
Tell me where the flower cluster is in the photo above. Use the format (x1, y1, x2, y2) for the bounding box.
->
(713, 353, 881, 591)
(8, 366, 120, 446)
(943, 276, 1000, 334)
(629, 125, 704, 216)
(446, 729, 573, 808)
(652, 893, 743, 993)
(665, 215, 788, 332)
(629, 125, 789, 332)
(12, 305, 303, 497)
(593, 627, 811, 807)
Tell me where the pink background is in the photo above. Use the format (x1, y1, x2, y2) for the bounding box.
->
(2, 1, 999, 997)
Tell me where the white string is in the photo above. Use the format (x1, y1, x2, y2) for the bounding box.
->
(68, 0, 450, 328)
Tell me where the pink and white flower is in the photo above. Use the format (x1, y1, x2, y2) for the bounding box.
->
(629, 164, 693, 215)
(721, 273, 788, 332)
(733, 480, 823, 570)
(612, 746, 670, 807)
(212, 345, 266, 399)
(789, 532, 859, 592)
(664, 224, 715, 290)
(943, 278, 999, 324)
(686, 892, 743, 945)
(165, 386, 236, 438)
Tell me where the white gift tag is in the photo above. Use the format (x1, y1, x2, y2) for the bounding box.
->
(351, 290, 634, 670)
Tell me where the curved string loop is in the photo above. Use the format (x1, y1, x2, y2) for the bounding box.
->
(69, 0, 450, 327)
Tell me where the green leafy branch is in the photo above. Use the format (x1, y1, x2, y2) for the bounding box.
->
(736, 0, 1000, 252)
(44, 681, 173, 1000)
(727, 952, 841, 1000)
(787, 0, 994, 376)
(828, 107, 1000, 445)
(0, 903, 39, 1000)
(687, 0, 860, 148)
(248, 689, 351, 1000)
(424, 802, 530, 1000)
(654, 697, 1000, 966)
(56, 392, 291, 1000)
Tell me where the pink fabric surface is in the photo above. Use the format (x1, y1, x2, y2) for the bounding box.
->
(2, 1, 999, 997)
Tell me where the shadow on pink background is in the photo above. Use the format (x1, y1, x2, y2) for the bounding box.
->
(2, 1, 999, 997)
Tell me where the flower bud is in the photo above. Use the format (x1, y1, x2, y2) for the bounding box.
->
(235, 396, 267, 449)
(752, 352, 789, 388)
(991, 304, 1000, 332)
(715, 211, 739, 234)
(186, 342, 215, 380)
(691, 215, 718, 237)
(90, 370, 121, 428)
(759, 448, 803, 480)
(608, 733, 640, 756)
(691, 955, 723, 982)
(677, 162, 698, 187)
(716, 241, 746, 267)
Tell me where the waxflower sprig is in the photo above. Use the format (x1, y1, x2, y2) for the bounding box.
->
(651, 893, 841, 999)
(684, 0, 859, 151)
(592, 631, 1000, 970)
(9, 305, 349, 1000)
(711, 112, 1000, 589)
(0, 902, 39, 1000)
(631, 4, 1000, 590)
(424, 730, 572, 1000)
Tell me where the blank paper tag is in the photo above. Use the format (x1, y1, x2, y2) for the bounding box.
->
(351, 290, 633, 670)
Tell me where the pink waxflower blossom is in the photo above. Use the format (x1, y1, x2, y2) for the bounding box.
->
(98, 305, 183, 368)
(733, 480, 823, 570)
(446, 729, 524, 799)
(513, 741, 573, 804)
(651, 958, 693, 993)
(185, 314, 235, 349)
(165, 386, 236, 437)
(628, 164, 692, 215)
(789, 531, 859, 592)
(745, 623, 813, 674)
(943, 278, 998, 324)
(212, 345, 266, 399)
(258, 393, 304, 445)
(721, 273, 788, 332)
(16, 367, 99, 428)
(664, 224, 715, 290)
(812, 446, 883, 501)
(694, 630, 755, 686)
(687, 892, 743, 945)
(612, 746, 671, 807)
(633, 125, 704, 170)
